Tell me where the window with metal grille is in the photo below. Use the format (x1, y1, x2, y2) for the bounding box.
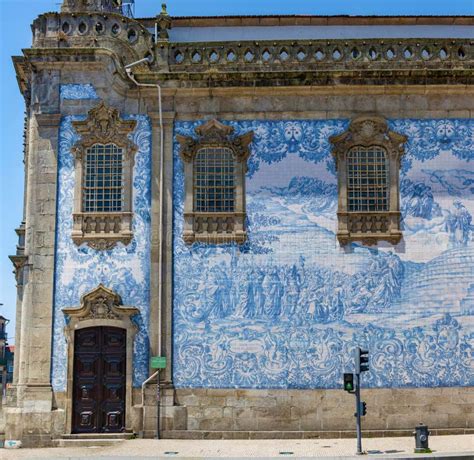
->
(83, 144, 123, 212)
(347, 145, 389, 212)
(194, 147, 235, 213)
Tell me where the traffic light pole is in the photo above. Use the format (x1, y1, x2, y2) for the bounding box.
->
(355, 372, 363, 455)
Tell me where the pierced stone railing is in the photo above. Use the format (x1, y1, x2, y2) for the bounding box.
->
(183, 212, 246, 244)
(31, 12, 154, 67)
(72, 212, 133, 250)
(348, 212, 390, 234)
(169, 39, 472, 70)
(28, 12, 473, 83)
(337, 211, 402, 245)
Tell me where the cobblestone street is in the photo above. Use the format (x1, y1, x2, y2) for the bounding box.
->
(3, 435, 474, 459)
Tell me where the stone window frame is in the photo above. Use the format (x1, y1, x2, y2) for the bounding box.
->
(330, 115, 407, 246)
(71, 102, 138, 250)
(177, 119, 253, 244)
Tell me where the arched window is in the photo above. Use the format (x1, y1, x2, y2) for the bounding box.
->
(178, 119, 253, 244)
(194, 147, 235, 213)
(83, 143, 124, 213)
(71, 103, 137, 250)
(330, 116, 406, 246)
(347, 145, 389, 213)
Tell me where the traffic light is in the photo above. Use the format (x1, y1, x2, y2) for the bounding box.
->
(344, 373, 355, 393)
(360, 401, 367, 416)
(355, 347, 369, 374)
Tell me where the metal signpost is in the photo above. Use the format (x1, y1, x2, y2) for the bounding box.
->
(150, 356, 167, 440)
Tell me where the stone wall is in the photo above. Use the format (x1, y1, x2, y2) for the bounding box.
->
(164, 388, 474, 438)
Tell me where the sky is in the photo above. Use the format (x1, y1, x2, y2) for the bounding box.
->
(0, 0, 473, 344)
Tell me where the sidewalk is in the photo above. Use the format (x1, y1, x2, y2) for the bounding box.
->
(2, 435, 474, 459)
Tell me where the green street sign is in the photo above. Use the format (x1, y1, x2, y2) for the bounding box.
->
(151, 356, 167, 369)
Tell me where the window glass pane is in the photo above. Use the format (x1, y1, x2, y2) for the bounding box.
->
(347, 146, 389, 212)
(194, 147, 235, 213)
(83, 144, 124, 212)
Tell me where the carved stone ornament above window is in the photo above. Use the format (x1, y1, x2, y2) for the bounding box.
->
(71, 102, 137, 250)
(177, 119, 253, 244)
(62, 284, 139, 324)
(330, 115, 407, 246)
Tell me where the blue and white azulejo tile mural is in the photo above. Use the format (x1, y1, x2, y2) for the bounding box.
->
(173, 119, 474, 389)
(60, 83, 99, 100)
(52, 85, 151, 391)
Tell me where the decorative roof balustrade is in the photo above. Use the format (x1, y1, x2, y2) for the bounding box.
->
(168, 39, 472, 70)
(31, 12, 154, 67)
(18, 11, 474, 88)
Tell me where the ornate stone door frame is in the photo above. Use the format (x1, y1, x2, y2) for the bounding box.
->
(62, 284, 139, 435)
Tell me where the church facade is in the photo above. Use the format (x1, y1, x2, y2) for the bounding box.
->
(5, 0, 474, 446)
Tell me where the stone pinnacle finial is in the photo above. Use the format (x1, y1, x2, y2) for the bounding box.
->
(157, 3, 171, 40)
(61, 0, 123, 13)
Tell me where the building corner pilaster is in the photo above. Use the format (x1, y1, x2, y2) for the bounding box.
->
(4, 70, 62, 447)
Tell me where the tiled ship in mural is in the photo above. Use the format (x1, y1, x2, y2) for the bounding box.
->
(5, 0, 474, 445)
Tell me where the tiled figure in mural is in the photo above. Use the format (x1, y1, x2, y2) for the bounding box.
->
(282, 265, 300, 318)
(401, 178, 442, 219)
(207, 266, 232, 319)
(444, 200, 472, 246)
(235, 268, 265, 318)
(262, 268, 283, 318)
(359, 252, 405, 311)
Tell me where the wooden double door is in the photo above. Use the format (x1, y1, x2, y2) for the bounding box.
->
(73, 326, 127, 433)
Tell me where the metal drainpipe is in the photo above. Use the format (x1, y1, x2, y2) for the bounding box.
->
(124, 56, 164, 439)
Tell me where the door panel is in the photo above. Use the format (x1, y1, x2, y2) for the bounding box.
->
(101, 327, 126, 432)
(73, 326, 126, 433)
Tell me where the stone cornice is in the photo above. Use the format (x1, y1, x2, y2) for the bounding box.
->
(137, 15, 474, 28)
(149, 111, 176, 125)
(131, 69, 474, 88)
(12, 56, 31, 101)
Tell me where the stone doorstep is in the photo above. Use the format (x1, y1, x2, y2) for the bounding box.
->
(161, 428, 474, 440)
(61, 433, 135, 439)
(53, 438, 126, 448)
(53, 432, 135, 447)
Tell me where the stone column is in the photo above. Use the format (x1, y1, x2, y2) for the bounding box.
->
(149, 111, 175, 385)
(10, 225, 26, 386)
(145, 111, 186, 436)
(5, 70, 61, 447)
